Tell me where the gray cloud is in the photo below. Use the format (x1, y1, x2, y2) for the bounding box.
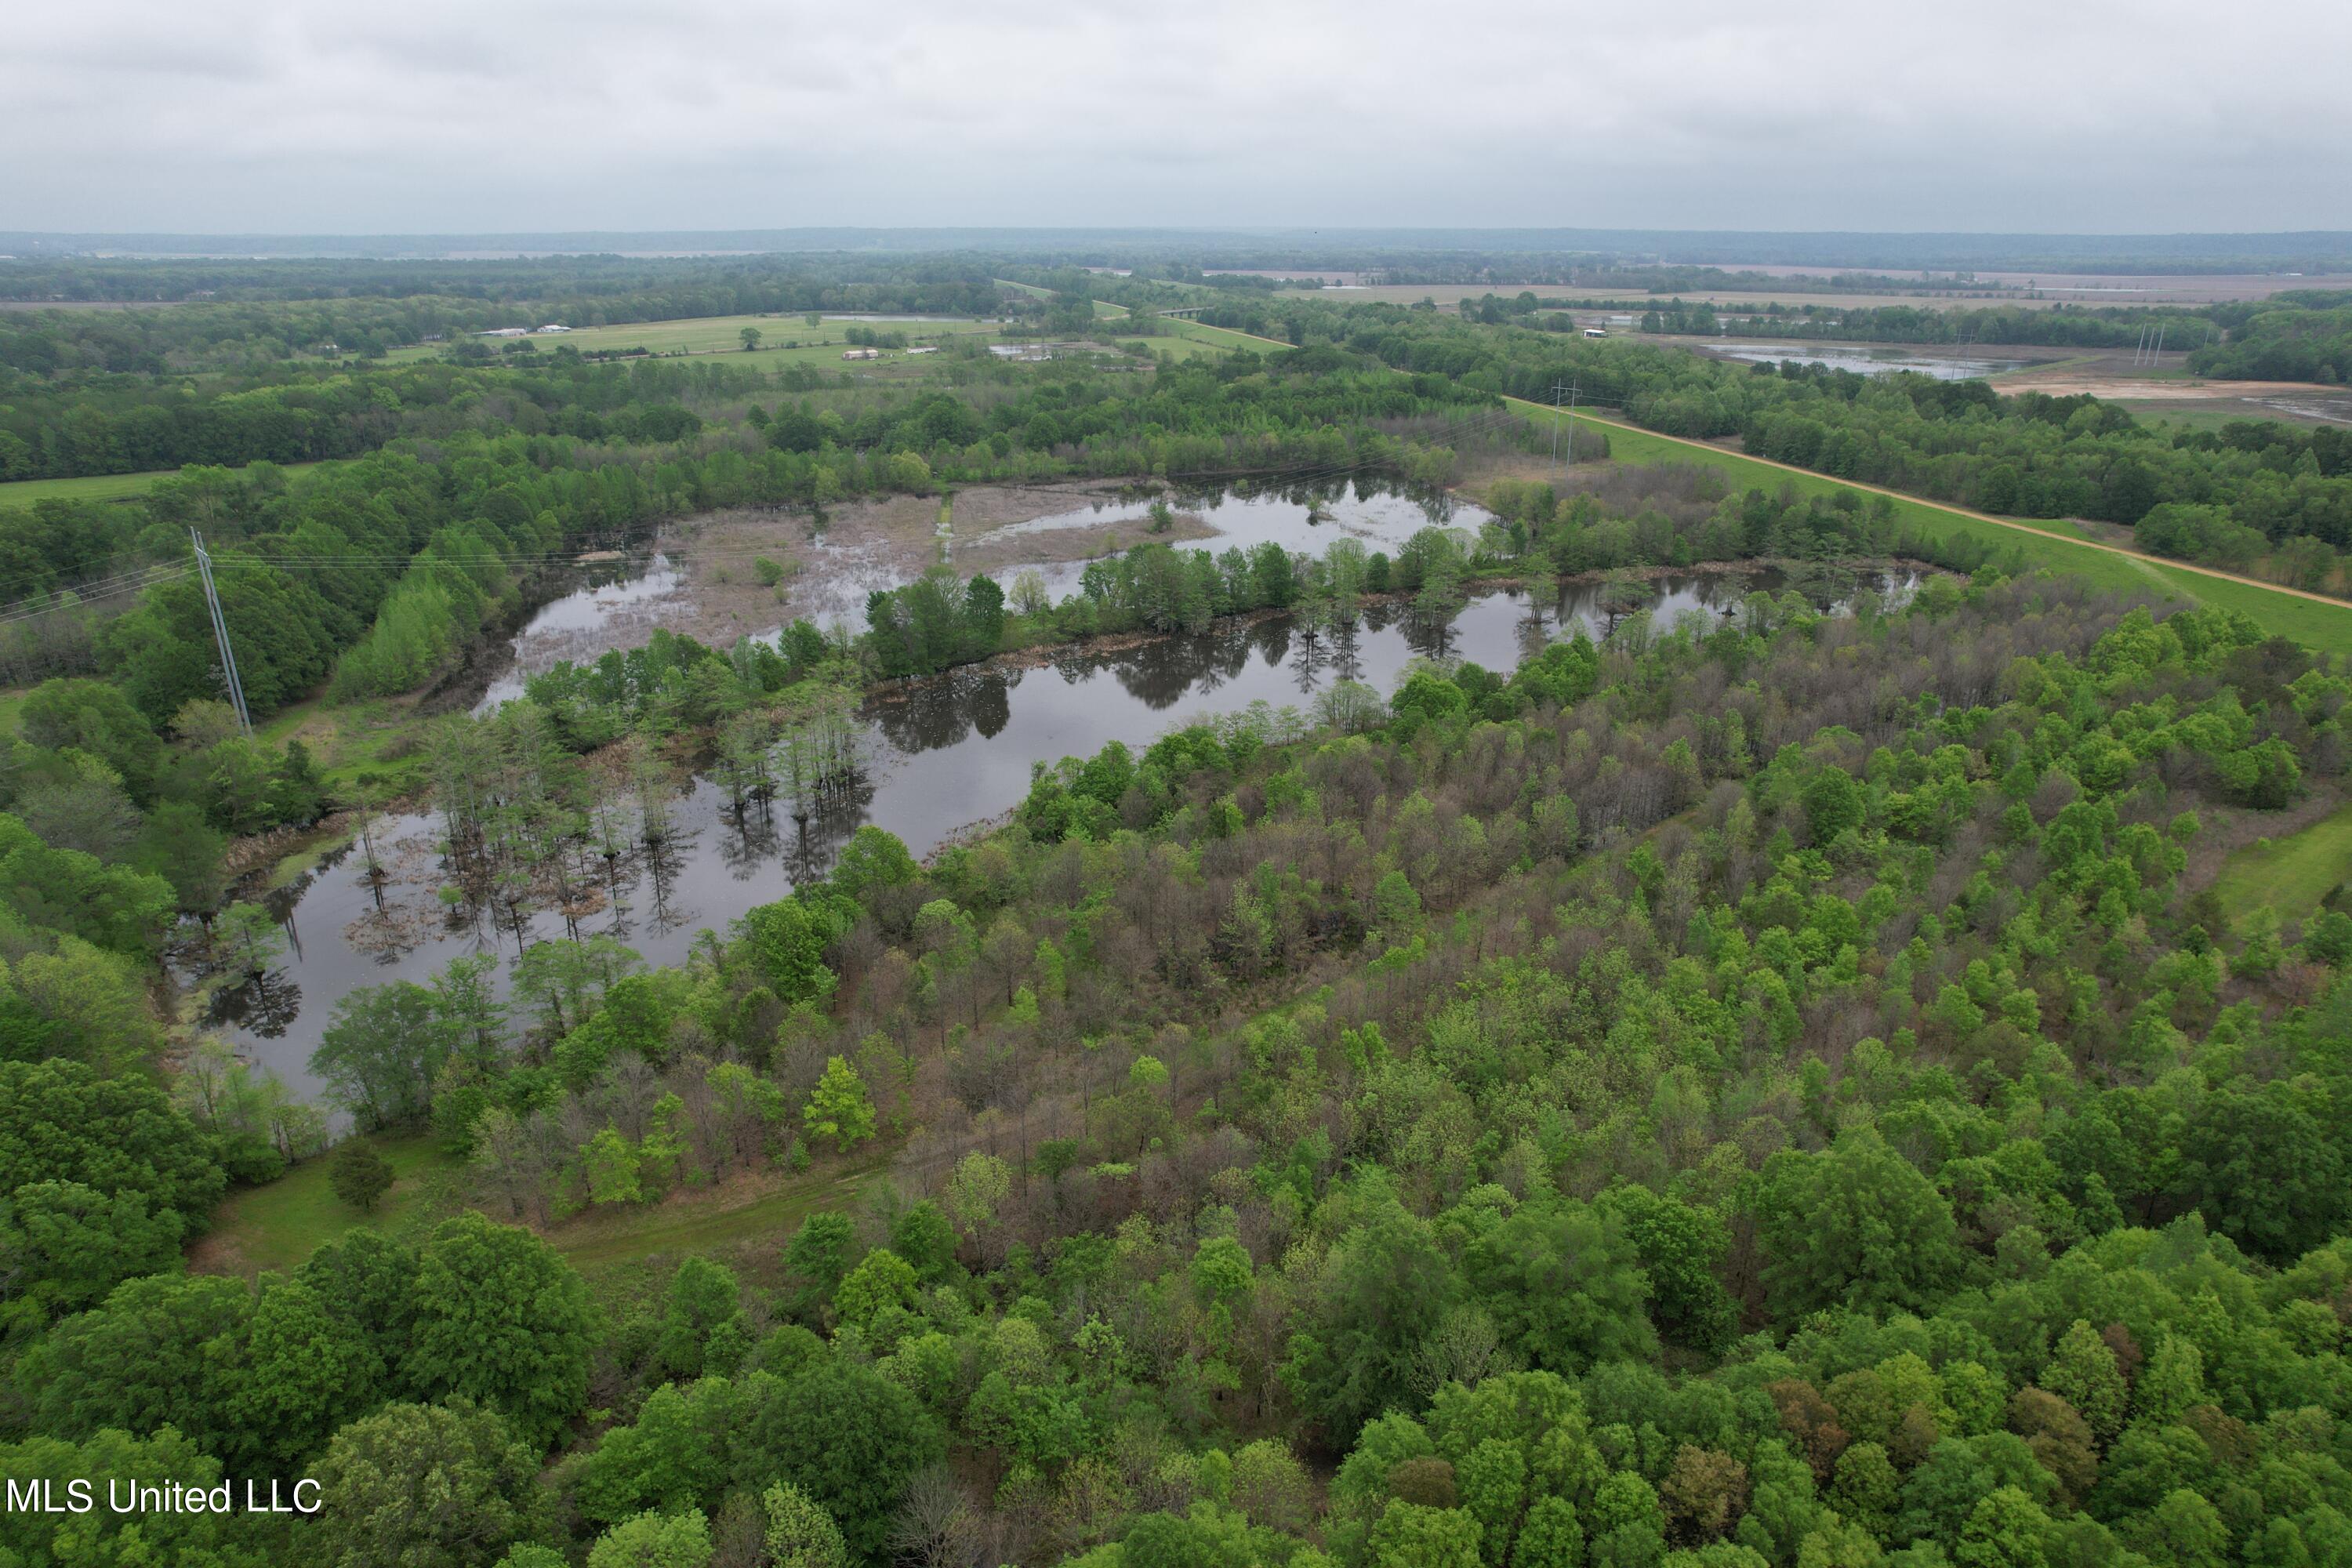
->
(5, 0, 2347, 234)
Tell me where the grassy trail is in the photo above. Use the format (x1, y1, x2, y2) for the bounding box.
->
(551, 1160, 887, 1272)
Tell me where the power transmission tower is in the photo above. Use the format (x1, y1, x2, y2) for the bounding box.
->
(191, 530, 253, 738)
(1550, 377, 1581, 476)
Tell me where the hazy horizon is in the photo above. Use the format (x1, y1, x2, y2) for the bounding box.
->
(10, 0, 2348, 235)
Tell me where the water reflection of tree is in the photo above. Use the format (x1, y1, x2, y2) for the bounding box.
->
(967, 677, 1011, 741)
(1109, 626, 1261, 710)
(1784, 562, 1859, 609)
(1290, 612, 1330, 695)
(867, 669, 1021, 754)
(1515, 587, 1553, 665)
(719, 796, 782, 880)
(1329, 620, 1364, 684)
(1402, 611, 1455, 662)
(634, 834, 695, 940)
(206, 969, 303, 1039)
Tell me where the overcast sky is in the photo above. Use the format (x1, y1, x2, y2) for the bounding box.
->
(9, 0, 2347, 236)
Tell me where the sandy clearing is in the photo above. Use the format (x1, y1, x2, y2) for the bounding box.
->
(1994, 374, 2343, 401)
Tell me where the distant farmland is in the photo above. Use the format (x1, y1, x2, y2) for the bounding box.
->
(387, 311, 1004, 363)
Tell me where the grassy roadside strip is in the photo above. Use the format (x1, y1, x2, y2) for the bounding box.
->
(1501, 397, 2352, 657)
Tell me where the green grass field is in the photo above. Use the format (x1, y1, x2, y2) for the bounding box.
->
(197, 1133, 458, 1276)
(1507, 399, 2352, 657)
(2214, 801, 2352, 922)
(0, 461, 321, 507)
(388, 312, 1001, 365)
(0, 459, 328, 510)
(0, 470, 179, 505)
(1157, 317, 1275, 357)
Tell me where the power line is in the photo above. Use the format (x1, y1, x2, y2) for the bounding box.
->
(191, 531, 253, 739)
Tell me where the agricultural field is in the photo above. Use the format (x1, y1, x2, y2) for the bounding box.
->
(385, 310, 1005, 364)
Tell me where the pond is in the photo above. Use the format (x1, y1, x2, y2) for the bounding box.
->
(958, 481, 1502, 605)
(481, 480, 1501, 704)
(212, 559, 1914, 1108)
(1707, 343, 2035, 381)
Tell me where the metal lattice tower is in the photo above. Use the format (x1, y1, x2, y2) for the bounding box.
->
(191, 530, 253, 738)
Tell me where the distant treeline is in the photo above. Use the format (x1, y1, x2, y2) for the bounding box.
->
(2190, 292, 2352, 383)
(1638, 302, 2220, 351)
(0, 255, 1011, 375)
(0, 351, 1508, 701)
(1225, 301, 2352, 586)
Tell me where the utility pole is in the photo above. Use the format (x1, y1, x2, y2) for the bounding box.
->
(1550, 377, 1581, 475)
(191, 530, 252, 738)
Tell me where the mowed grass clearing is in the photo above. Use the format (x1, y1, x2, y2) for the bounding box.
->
(193, 1133, 459, 1276)
(0, 459, 328, 508)
(2213, 801, 2352, 922)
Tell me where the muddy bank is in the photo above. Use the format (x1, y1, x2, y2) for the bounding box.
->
(453, 482, 1225, 691)
(673, 483, 1219, 639)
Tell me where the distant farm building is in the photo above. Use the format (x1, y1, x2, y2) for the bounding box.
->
(1583, 328, 1608, 339)
(905, 345, 939, 355)
(843, 347, 881, 361)
(478, 327, 530, 338)
(536, 324, 571, 334)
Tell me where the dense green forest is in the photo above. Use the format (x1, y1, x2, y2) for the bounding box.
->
(7, 568, 2352, 1567)
(1, 252, 2349, 1568)
(2190, 294, 2352, 385)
